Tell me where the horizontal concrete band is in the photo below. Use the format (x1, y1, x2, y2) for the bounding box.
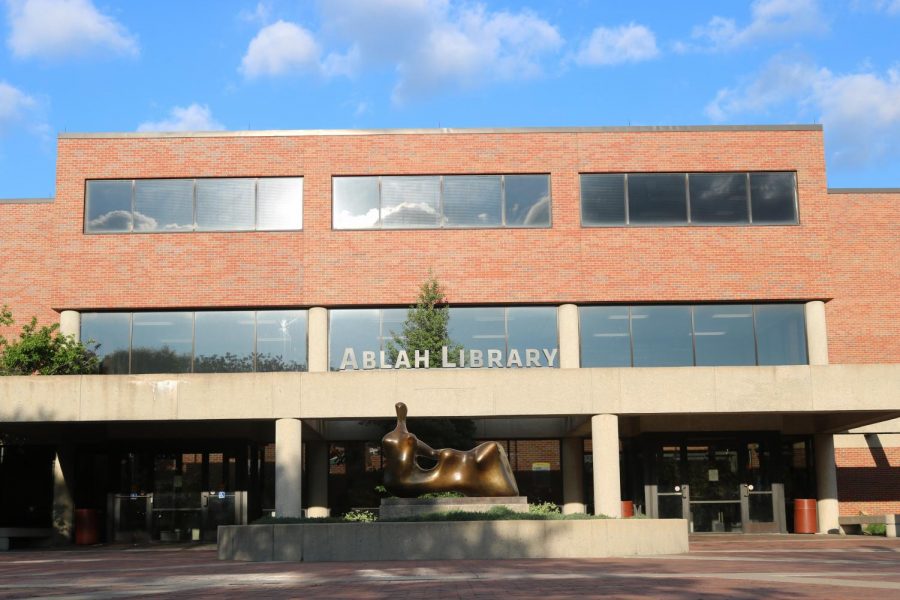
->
(1, 364, 897, 423)
(217, 519, 689, 562)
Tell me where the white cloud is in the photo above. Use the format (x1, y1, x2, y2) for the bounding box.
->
(240, 20, 321, 79)
(575, 23, 659, 66)
(6, 0, 138, 60)
(706, 57, 900, 167)
(0, 81, 36, 131)
(137, 104, 225, 132)
(859, 0, 900, 14)
(239, 2, 271, 24)
(683, 0, 827, 52)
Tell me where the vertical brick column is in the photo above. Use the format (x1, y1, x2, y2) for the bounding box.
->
(592, 414, 622, 518)
(558, 304, 580, 369)
(275, 418, 303, 518)
(561, 437, 585, 514)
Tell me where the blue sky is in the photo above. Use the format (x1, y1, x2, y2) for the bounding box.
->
(1, 0, 899, 197)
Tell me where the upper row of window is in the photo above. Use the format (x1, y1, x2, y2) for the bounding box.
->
(83, 171, 798, 234)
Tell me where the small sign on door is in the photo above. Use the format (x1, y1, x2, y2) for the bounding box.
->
(708, 469, 719, 482)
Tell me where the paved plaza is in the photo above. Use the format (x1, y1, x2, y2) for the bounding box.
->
(0, 535, 898, 599)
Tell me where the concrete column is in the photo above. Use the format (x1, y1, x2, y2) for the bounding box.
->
(59, 311, 80, 342)
(561, 437, 585, 514)
(814, 434, 840, 534)
(558, 304, 580, 369)
(275, 418, 303, 518)
(805, 301, 829, 365)
(51, 447, 75, 543)
(306, 442, 330, 518)
(308, 307, 328, 373)
(591, 414, 621, 518)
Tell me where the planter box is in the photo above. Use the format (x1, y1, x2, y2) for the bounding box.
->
(218, 518, 689, 562)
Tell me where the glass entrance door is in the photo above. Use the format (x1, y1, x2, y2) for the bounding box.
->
(685, 442, 742, 532)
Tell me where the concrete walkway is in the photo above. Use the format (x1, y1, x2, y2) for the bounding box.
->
(0, 535, 898, 599)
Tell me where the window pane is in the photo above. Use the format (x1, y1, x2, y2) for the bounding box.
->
(449, 307, 506, 365)
(755, 305, 807, 365)
(333, 177, 379, 229)
(579, 307, 631, 367)
(193, 311, 255, 372)
(329, 309, 381, 370)
(381, 308, 408, 352)
(258, 178, 303, 230)
(256, 310, 307, 371)
(631, 306, 693, 366)
(689, 174, 749, 224)
(131, 312, 193, 373)
(134, 180, 194, 232)
(507, 307, 558, 367)
(443, 175, 501, 227)
(196, 179, 255, 231)
(581, 175, 625, 226)
(381, 176, 440, 228)
(693, 305, 756, 366)
(505, 175, 550, 227)
(81, 313, 131, 374)
(85, 180, 132, 232)
(751, 172, 797, 224)
(628, 174, 687, 224)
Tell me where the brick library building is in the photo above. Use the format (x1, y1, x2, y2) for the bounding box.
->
(0, 125, 897, 547)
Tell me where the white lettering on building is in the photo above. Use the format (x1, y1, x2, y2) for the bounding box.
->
(339, 346, 559, 370)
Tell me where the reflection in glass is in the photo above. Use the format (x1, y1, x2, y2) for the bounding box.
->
(631, 306, 693, 366)
(81, 312, 131, 374)
(193, 311, 255, 372)
(628, 174, 687, 224)
(258, 178, 303, 230)
(131, 312, 193, 373)
(449, 307, 506, 363)
(256, 310, 307, 371)
(333, 177, 379, 229)
(443, 176, 501, 227)
(689, 173, 749, 224)
(134, 179, 194, 231)
(380, 308, 408, 350)
(690, 502, 742, 532)
(196, 179, 255, 231)
(86, 180, 133, 232)
(580, 306, 631, 367)
(507, 307, 558, 367)
(693, 305, 756, 366)
(505, 175, 550, 226)
(381, 176, 440, 228)
(754, 304, 807, 365)
(329, 309, 381, 370)
(581, 174, 625, 225)
(751, 172, 797, 223)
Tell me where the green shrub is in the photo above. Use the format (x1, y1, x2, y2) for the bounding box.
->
(528, 501, 561, 515)
(418, 491, 465, 499)
(865, 523, 887, 536)
(342, 509, 377, 522)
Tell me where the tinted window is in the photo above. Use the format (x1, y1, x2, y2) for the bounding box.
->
(134, 180, 194, 232)
(329, 309, 381, 370)
(449, 307, 506, 364)
(258, 178, 303, 230)
(81, 313, 131, 374)
(381, 176, 440, 228)
(256, 310, 307, 371)
(631, 306, 693, 366)
(85, 180, 133, 232)
(131, 312, 193, 374)
(443, 176, 501, 227)
(193, 311, 255, 372)
(581, 174, 625, 225)
(196, 179, 255, 231)
(755, 305, 807, 365)
(333, 177, 379, 229)
(507, 307, 558, 367)
(628, 174, 687, 224)
(751, 173, 797, 224)
(579, 306, 631, 367)
(505, 175, 550, 227)
(693, 305, 756, 366)
(689, 174, 749, 224)
(381, 308, 408, 350)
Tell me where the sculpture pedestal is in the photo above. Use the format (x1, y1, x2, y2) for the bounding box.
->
(380, 496, 528, 520)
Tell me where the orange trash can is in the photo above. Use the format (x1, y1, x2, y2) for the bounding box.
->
(75, 509, 99, 545)
(621, 500, 634, 518)
(793, 499, 818, 534)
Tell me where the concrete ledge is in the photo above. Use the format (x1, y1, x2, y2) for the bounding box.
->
(380, 497, 528, 519)
(839, 514, 898, 538)
(218, 518, 688, 562)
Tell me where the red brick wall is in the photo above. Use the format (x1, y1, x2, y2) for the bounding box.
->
(836, 445, 900, 516)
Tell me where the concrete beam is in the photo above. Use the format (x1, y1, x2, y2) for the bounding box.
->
(558, 304, 579, 369)
(592, 414, 621, 518)
(307, 307, 328, 374)
(805, 301, 829, 366)
(275, 419, 303, 518)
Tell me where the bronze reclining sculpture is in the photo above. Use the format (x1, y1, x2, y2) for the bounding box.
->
(382, 402, 519, 497)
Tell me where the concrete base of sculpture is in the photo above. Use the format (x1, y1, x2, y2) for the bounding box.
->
(379, 496, 528, 519)
(218, 518, 689, 562)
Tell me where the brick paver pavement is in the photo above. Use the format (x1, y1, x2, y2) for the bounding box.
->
(0, 534, 898, 599)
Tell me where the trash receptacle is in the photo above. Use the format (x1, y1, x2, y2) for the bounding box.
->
(621, 500, 634, 518)
(794, 499, 817, 534)
(75, 509, 99, 545)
